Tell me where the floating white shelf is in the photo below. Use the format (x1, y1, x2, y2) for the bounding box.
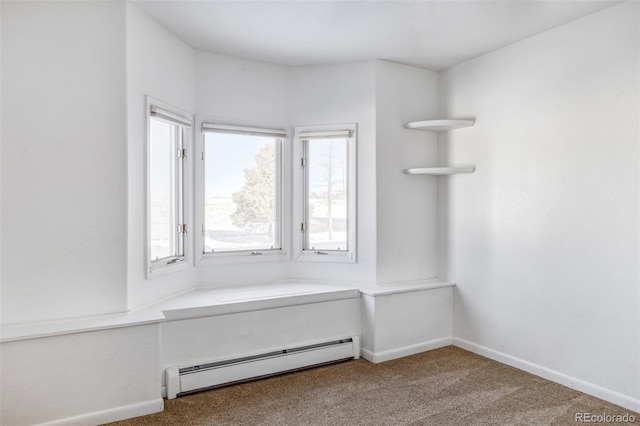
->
(404, 119, 475, 132)
(403, 166, 475, 175)
(403, 119, 476, 175)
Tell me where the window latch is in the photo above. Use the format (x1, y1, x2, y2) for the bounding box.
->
(314, 251, 328, 255)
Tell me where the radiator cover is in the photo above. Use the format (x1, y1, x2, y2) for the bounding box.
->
(166, 336, 360, 399)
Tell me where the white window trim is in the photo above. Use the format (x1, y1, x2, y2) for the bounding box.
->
(146, 96, 193, 278)
(194, 116, 291, 265)
(293, 123, 357, 264)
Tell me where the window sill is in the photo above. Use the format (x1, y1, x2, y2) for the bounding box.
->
(196, 250, 290, 266)
(148, 259, 191, 278)
(295, 251, 356, 263)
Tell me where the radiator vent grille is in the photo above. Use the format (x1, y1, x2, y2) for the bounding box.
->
(166, 336, 360, 399)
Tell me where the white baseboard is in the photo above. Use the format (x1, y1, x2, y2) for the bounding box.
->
(453, 338, 640, 414)
(37, 399, 163, 426)
(361, 337, 452, 363)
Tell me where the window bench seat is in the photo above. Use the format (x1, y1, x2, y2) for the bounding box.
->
(150, 282, 361, 321)
(0, 280, 454, 349)
(0, 283, 360, 343)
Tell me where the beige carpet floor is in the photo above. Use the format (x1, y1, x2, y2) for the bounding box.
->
(107, 346, 638, 425)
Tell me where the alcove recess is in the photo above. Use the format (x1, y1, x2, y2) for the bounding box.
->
(402, 119, 475, 175)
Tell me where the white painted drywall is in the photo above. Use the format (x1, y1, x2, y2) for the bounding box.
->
(126, 3, 197, 309)
(195, 50, 290, 125)
(440, 1, 639, 407)
(0, 324, 162, 425)
(361, 286, 452, 362)
(289, 61, 378, 283)
(374, 60, 439, 283)
(1, 1, 128, 323)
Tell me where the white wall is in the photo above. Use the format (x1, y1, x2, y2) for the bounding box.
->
(1, 324, 162, 425)
(195, 50, 290, 125)
(374, 61, 439, 283)
(440, 2, 640, 409)
(1, 1, 128, 323)
(361, 287, 452, 363)
(289, 61, 378, 283)
(0, 4, 175, 424)
(126, 3, 197, 309)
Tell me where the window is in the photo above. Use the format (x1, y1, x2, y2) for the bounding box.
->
(147, 102, 191, 275)
(196, 122, 287, 262)
(295, 124, 357, 262)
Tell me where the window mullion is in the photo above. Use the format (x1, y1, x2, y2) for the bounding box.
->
(302, 139, 310, 251)
(274, 138, 283, 251)
(176, 126, 185, 257)
(170, 126, 178, 257)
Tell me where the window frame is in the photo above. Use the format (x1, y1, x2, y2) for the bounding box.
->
(146, 97, 192, 278)
(293, 123, 357, 263)
(194, 116, 291, 265)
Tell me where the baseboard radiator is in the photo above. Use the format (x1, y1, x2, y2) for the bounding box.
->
(166, 336, 360, 399)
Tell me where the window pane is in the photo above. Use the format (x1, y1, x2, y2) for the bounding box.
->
(150, 119, 178, 261)
(305, 138, 348, 251)
(204, 133, 279, 252)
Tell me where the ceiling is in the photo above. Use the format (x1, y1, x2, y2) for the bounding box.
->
(130, 0, 620, 71)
